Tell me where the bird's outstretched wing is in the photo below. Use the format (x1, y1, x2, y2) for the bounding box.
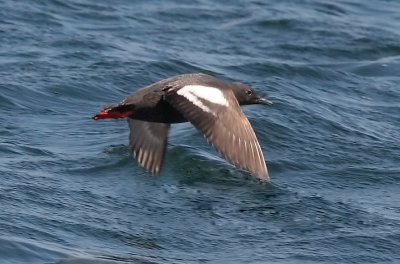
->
(128, 119, 170, 175)
(165, 85, 269, 181)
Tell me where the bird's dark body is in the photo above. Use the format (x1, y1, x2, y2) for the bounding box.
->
(129, 100, 187, 123)
(114, 73, 256, 123)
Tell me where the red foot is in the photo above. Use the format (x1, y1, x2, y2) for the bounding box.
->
(92, 109, 135, 120)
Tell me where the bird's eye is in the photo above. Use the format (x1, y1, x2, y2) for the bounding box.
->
(246, 90, 252, 95)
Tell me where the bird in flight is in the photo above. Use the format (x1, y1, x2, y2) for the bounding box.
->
(93, 73, 272, 181)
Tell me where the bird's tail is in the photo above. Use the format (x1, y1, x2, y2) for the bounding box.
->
(92, 104, 135, 120)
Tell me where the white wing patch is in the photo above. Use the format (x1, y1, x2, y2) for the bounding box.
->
(177, 85, 229, 114)
(177, 88, 213, 114)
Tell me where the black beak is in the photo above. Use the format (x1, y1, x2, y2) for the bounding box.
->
(257, 97, 273, 105)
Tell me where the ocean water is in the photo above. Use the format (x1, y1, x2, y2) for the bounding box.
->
(1, 0, 400, 263)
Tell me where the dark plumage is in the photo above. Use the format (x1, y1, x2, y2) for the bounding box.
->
(93, 73, 272, 181)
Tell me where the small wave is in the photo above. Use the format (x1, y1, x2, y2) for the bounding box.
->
(226, 61, 342, 80)
(0, 142, 56, 157)
(348, 57, 400, 77)
(0, 236, 72, 264)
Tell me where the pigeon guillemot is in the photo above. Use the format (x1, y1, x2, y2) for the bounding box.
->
(93, 73, 272, 181)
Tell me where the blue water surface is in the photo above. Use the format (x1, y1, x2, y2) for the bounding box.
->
(1, 0, 400, 263)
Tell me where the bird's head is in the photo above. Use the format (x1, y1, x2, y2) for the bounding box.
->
(232, 82, 273, 106)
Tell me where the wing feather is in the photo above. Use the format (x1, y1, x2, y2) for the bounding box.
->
(128, 119, 170, 175)
(165, 88, 269, 181)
